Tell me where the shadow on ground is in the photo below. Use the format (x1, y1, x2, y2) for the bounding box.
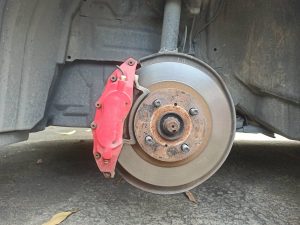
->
(0, 138, 299, 225)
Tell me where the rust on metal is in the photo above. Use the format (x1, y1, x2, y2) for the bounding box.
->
(161, 116, 181, 137)
(133, 88, 212, 165)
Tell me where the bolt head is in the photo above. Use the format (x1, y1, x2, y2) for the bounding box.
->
(181, 143, 190, 153)
(95, 153, 101, 159)
(153, 99, 161, 108)
(189, 108, 199, 116)
(90, 122, 97, 129)
(95, 102, 101, 108)
(128, 60, 135, 66)
(110, 75, 117, 82)
(145, 135, 154, 145)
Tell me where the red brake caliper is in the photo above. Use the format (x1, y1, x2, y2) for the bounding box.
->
(91, 58, 138, 178)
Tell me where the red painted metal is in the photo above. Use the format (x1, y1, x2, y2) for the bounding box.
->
(91, 58, 138, 178)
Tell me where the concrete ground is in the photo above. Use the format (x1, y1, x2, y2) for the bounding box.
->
(0, 127, 299, 225)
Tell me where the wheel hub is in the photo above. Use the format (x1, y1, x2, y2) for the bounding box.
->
(134, 87, 211, 164)
(159, 113, 183, 140)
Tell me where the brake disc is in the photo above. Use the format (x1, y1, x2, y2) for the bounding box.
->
(118, 53, 235, 194)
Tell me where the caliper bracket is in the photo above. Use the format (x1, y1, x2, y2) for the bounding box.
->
(91, 58, 138, 178)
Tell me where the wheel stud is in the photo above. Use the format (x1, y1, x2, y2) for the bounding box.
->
(189, 108, 199, 116)
(153, 99, 161, 108)
(181, 143, 190, 153)
(145, 135, 155, 145)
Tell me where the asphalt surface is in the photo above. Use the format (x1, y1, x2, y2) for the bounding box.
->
(0, 127, 299, 225)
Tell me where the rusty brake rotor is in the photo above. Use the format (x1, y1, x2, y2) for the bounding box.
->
(133, 86, 211, 166)
(118, 53, 235, 194)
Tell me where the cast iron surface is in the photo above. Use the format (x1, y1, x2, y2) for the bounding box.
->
(133, 87, 212, 164)
(118, 53, 236, 194)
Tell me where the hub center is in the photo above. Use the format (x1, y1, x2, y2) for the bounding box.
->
(159, 113, 184, 140)
(133, 86, 211, 164)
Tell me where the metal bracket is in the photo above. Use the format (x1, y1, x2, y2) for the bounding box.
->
(123, 75, 150, 145)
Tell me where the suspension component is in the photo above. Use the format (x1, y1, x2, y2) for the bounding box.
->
(91, 58, 138, 178)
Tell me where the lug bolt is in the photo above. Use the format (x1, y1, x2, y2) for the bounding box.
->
(95, 153, 101, 159)
(90, 121, 97, 129)
(181, 143, 190, 153)
(110, 75, 117, 82)
(189, 108, 199, 116)
(145, 135, 155, 145)
(153, 99, 161, 108)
